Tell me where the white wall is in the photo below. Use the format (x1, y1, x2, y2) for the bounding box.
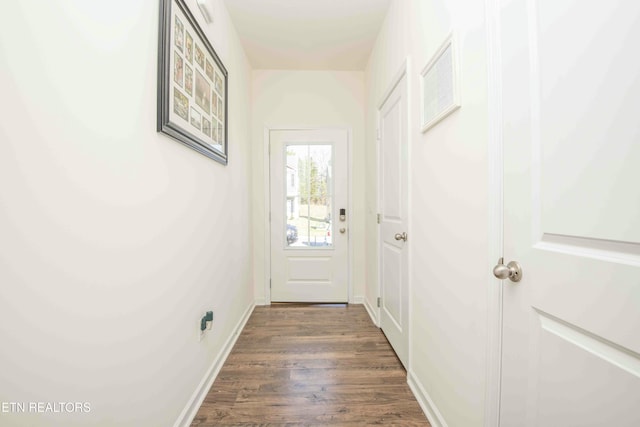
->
(251, 70, 366, 304)
(0, 1, 253, 426)
(365, 1, 490, 426)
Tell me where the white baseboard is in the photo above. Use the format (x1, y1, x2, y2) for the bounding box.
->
(174, 302, 255, 427)
(350, 295, 364, 304)
(363, 297, 379, 327)
(254, 297, 267, 306)
(407, 370, 448, 427)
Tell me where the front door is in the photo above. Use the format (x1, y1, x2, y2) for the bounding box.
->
(269, 129, 349, 302)
(499, 1, 640, 425)
(378, 69, 409, 367)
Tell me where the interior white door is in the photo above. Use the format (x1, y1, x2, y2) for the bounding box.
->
(269, 129, 349, 302)
(499, 1, 640, 425)
(379, 71, 409, 367)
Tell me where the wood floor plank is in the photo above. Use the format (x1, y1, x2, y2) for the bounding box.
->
(191, 304, 429, 426)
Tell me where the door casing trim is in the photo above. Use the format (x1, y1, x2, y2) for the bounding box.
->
(485, 0, 505, 424)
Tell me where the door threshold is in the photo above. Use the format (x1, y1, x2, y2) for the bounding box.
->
(270, 302, 349, 308)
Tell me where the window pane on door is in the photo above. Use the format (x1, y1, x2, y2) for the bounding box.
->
(285, 144, 333, 248)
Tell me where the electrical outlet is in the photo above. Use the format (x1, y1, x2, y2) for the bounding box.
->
(198, 316, 207, 342)
(198, 311, 214, 341)
(206, 311, 214, 330)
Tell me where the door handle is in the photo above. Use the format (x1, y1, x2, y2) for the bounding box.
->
(493, 257, 522, 282)
(394, 232, 407, 242)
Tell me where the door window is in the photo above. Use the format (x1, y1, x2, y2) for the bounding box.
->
(284, 144, 333, 248)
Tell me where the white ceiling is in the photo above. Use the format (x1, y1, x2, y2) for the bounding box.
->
(223, 0, 391, 70)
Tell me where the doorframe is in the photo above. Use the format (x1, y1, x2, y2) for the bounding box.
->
(376, 57, 412, 367)
(262, 125, 354, 305)
(484, 0, 505, 424)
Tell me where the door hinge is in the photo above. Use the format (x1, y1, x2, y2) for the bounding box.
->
(377, 297, 381, 307)
(270, 279, 272, 289)
(376, 128, 381, 140)
(377, 213, 381, 224)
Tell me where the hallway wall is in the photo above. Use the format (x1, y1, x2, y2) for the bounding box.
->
(251, 70, 366, 304)
(365, 0, 490, 425)
(0, 1, 253, 426)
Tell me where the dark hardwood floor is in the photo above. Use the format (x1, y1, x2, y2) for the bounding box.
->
(191, 303, 430, 426)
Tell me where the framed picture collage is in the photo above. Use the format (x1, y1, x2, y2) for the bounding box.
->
(158, 0, 228, 165)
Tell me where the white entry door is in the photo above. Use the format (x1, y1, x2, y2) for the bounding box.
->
(378, 69, 409, 367)
(269, 129, 349, 302)
(499, 1, 640, 425)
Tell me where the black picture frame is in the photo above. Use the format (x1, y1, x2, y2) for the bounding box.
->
(158, 0, 228, 165)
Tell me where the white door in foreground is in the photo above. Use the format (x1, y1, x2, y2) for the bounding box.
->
(499, 1, 640, 425)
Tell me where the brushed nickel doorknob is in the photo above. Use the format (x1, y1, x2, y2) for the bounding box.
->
(493, 257, 522, 282)
(394, 232, 407, 242)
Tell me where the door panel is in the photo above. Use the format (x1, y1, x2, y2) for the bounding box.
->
(382, 243, 402, 329)
(535, 314, 640, 427)
(383, 99, 402, 220)
(379, 71, 409, 367)
(270, 129, 349, 303)
(536, 0, 640, 243)
(288, 257, 332, 281)
(500, 0, 640, 425)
